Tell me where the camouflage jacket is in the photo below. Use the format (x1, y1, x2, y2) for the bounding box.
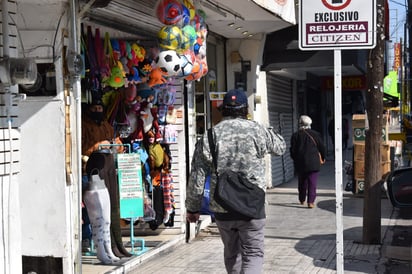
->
(186, 117, 286, 214)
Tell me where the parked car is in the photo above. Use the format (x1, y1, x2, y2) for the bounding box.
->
(383, 167, 412, 208)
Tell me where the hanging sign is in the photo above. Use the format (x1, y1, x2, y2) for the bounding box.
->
(299, 0, 376, 50)
(393, 42, 401, 71)
(117, 153, 144, 218)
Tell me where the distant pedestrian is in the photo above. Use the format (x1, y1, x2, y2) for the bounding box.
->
(186, 89, 286, 273)
(328, 117, 349, 149)
(328, 118, 334, 146)
(290, 115, 326, 208)
(342, 117, 349, 149)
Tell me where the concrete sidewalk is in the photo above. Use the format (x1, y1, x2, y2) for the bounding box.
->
(127, 154, 412, 273)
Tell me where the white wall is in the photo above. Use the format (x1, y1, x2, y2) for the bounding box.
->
(1, 2, 23, 273)
(19, 98, 70, 256)
(225, 34, 267, 121)
(16, 4, 78, 271)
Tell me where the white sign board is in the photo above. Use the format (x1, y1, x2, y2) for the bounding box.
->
(299, 0, 376, 50)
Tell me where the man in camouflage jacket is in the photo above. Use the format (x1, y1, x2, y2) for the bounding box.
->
(186, 89, 286, 274)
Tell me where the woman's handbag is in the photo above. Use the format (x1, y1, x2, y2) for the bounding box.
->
(207, 129, 265, 219)
(304, 130, 325, 165)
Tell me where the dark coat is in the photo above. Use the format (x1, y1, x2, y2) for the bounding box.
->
(290, 128, 326, 173)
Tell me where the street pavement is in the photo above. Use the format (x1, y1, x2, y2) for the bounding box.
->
(83, 149, 412, 273)
(128, 152, 412, 274)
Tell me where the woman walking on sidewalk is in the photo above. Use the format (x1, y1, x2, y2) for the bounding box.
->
(290, 115, 326, 208)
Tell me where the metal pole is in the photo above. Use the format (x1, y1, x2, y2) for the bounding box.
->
(69, 0, 82, 273)
(334, 49, 344, 274)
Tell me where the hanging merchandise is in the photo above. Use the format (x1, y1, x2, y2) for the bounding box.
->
(159, 124, 178, 144)
(102, 32, 126, 88)
(80, 2, 191, 232)
(94, 28, 111, 82)
(181, 25, 197, 49)
(131, 140, 152, 187)
(83, 26, 102, 102)
(161, 170, 175, 224)
(153, 0, 209, 82)
(184, 58, 202, 81)
(176, 54, 194, 77)
(156, 0, 184, 25)
(148, 67, 167, 87)
(142, 193, 156, 222)
(158, 25, 183, 51)
(156, 50, 182, 77)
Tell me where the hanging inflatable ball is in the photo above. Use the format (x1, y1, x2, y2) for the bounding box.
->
(158, 25, 183, 51)
(156, 50, 182, 77)
(185, 58, 202, 81)
(183, 49, 196, 63)
(179, 35, 191, 53)
(176, 54, 194, 77)
(156, 0, 183, 25)
(182, 0, 196, 20)
(182, 25, 197, 47)
(181, 4, 191, 25)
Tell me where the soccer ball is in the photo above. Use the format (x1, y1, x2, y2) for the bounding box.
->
(177, 54, 194, 77)
(158, 25, 183, 51)
(181, 25, 197, 48)
(156, 50, 182, 77)
(179, 34, 191, 53)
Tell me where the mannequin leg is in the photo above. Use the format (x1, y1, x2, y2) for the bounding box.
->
(84, 188, 120, 264)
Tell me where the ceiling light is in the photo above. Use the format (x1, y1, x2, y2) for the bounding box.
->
(248, 34, 253, 37)
(228, 23, 235, 27)
(242, 31, 248, 35)
(236, 27, 242, 31)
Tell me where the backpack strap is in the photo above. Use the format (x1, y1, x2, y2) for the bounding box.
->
(207, 128, 218, 176)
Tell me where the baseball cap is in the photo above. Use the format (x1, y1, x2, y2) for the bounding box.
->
(223, 89, 248, 108)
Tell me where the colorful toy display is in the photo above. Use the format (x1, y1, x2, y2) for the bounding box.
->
(80, 2, 209, 234)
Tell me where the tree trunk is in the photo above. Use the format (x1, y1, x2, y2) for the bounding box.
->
(363, 0, 385, 244)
